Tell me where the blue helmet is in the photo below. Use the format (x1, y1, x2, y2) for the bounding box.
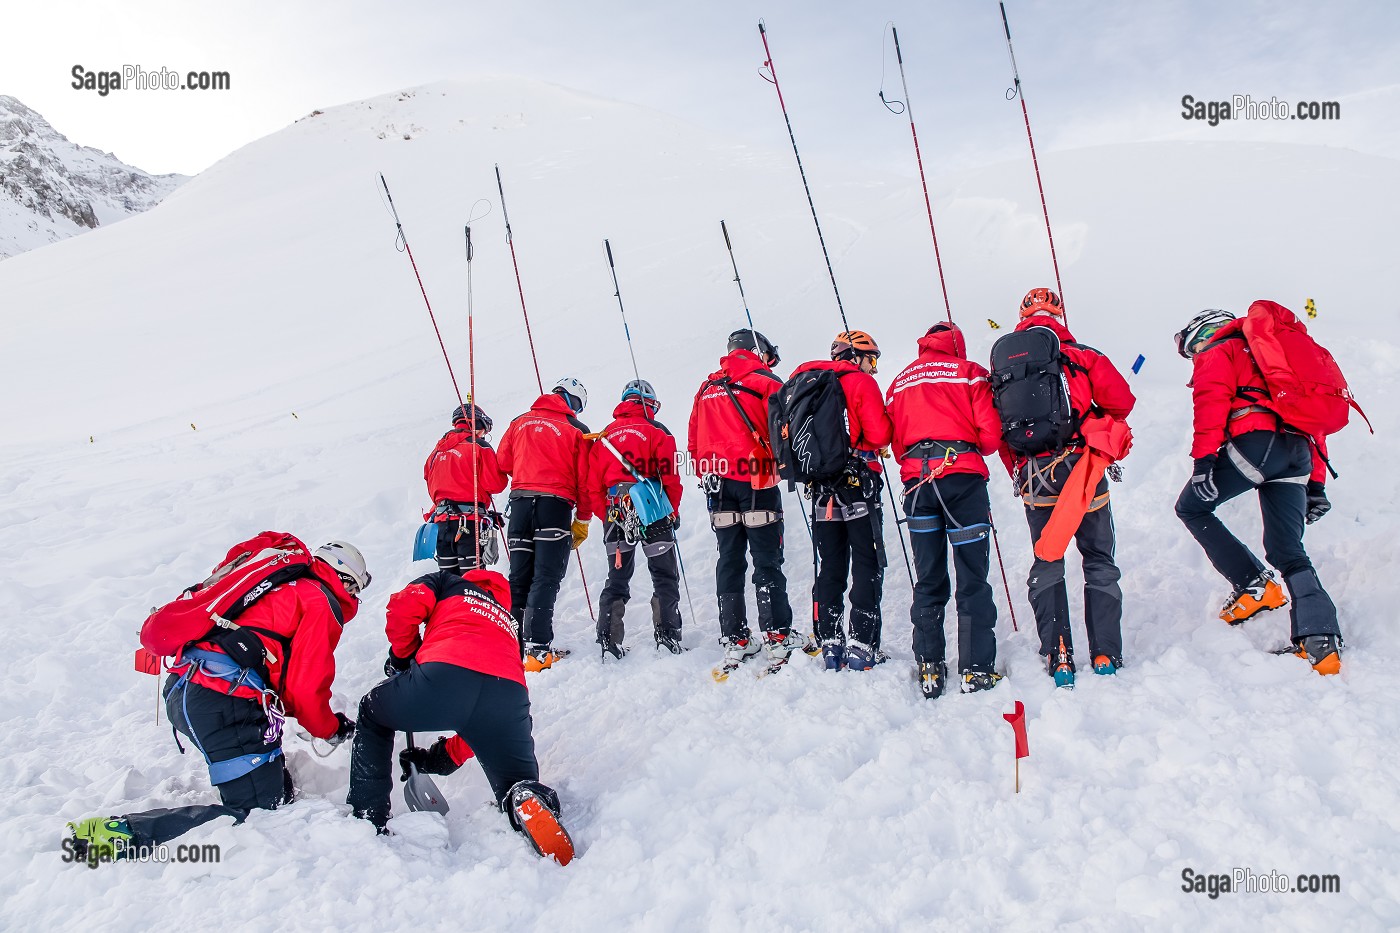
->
(621, 379, 659, 412)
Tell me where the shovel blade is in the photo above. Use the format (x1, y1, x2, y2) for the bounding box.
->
(403, 764, 451, 814)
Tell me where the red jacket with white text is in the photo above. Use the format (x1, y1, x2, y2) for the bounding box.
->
(384, 569, 524, 687)
(589, 399, 684, 518)
(497, 393, 595, 521)
(687, 349, 784, 486)
(424, 428, 508, 506)
(885, 326, 1003, 482)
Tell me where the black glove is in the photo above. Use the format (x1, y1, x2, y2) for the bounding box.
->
(1106, 463, 1124, 484)
(384, 650, 414, 678)
(326, 712, 356, 747)
(1305, 480, 1331, 524)
(1190, 455, 1219, 503)
(399, 737, 459, 779)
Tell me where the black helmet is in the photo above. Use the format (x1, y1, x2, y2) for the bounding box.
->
(451, 403, 492, 432)
(727, 328, 780, 366)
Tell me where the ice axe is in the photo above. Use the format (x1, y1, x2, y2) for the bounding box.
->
(402, 732, 450, 815)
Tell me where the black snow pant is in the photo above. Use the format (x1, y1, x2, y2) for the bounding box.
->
(903, 474, 998, 673)
(708, 477, 793, 641)
(811, 475, 886, 648)
(123, 676, 292, 848)
(507, 493, 575, 647)
(598, 514, 682, 645)
(347, 662, 548, 826)
(434, 505, 493, 574)
(1021, 452, 1124, 663)
(1174, 430, 1339, 639)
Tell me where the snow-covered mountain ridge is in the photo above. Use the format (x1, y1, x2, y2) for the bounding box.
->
(0, 95, 185, 259)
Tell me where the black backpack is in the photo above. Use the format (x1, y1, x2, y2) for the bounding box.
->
(989, 326, 1085, 456)
(769, 368, 852, 487)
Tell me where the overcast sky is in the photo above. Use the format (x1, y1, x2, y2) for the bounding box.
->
(5, 0, 1398, 177)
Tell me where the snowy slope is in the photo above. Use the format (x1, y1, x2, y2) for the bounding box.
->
(1, 77, 1398, 929)
(0, 95, 186, 260)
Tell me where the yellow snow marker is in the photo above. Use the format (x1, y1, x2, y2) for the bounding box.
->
(988, 319, 1001, 330)
(190, 423, 197, 431)
(1305, 298, 1317, 319)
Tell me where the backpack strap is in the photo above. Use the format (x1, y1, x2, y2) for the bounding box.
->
(312, 579, 345, 626)
(1199, 333, 1245, 355)
(1058, 343, 1092, 377)
(1202, 336, 1284, 423)
(238, 579, 342, 696)
(710, 377, 762, 436)
(595, 433, 646, 483)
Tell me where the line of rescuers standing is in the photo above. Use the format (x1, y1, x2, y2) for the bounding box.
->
(677, 287, 1134, 698)
(421, 286, 1344, 701)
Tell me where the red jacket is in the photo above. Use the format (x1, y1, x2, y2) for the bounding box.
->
(885, 327, 1002, 482)
(424, 428, 508, 506)
(687, 349, 784, 487)
(497, 394, 595, 521)
(998, 315, 1136, 473)
(788, 359, 894, 460)
(589, 399, 684, 518)
(184, 565, 358, 741)
(1188, 320, 1328, 482)
(385, 569, 524, 687)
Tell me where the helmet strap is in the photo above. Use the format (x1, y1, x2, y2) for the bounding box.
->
(337, 572, 361, 597)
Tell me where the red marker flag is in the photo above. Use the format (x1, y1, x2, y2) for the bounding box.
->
(134, 647, 160, 675)
(1003, 700, 1028, 794)
(1002, 701, 1029, 758)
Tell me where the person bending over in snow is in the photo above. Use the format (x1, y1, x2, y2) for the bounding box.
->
(348, 567, 574, 864)
(66, 541, 368, 862)
(1173, 306, 1342, 675)
(423, 403, 507, 573)
(588, 379, 685, 657)
(496, 377, 595, 671)
(885, 322, 1006, 698)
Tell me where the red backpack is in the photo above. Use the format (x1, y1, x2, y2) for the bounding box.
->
(1240, 300, 1372, 440)
(139, 531, 315, 657)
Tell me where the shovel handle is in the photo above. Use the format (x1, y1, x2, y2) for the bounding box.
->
(405, 731, 420, 775)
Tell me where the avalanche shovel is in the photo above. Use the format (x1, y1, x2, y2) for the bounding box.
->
(402, 732, 450, 814)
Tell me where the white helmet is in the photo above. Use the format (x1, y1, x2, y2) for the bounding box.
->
(1175, 309, 1235, 359)
(314, 541, 371, 595)
(552, 376, 587, 413)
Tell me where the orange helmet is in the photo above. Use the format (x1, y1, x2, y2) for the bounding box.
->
(830, 330, 880, 360)
(1019, 287, 1063, 319)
